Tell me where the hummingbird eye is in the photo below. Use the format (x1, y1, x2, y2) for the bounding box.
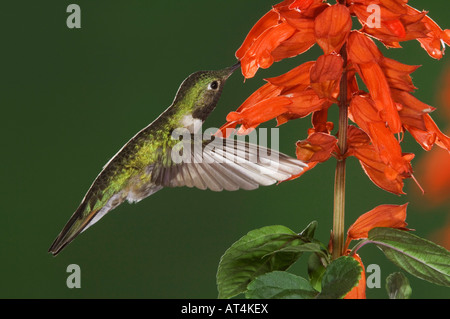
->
(208, 81, 219, 90)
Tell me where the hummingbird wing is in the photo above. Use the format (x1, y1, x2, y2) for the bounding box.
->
(148, 136, 307, 192)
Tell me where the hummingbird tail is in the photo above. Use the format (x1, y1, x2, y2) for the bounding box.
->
(49, 189, 128, 256)
(48, 201, 91, 256)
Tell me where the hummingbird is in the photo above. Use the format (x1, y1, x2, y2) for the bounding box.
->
(49, 62, 306, 256)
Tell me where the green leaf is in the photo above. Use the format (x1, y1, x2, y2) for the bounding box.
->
(216, 225, 305, 299)
(246, 271, 318, 299)
(386, 272, 412, 299)
(308, 253, 327, 292)
(317, 256, 362, 299)
(369, 227, 450, 287)
(299, 220, 318, 239)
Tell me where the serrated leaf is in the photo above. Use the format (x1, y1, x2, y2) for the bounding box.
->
(246, 271, 318, 299)
(216, 225, 305, 299)
(386, 272, 412, 299)
(369, 227, 450, 287)
(317, 256, 362, 299)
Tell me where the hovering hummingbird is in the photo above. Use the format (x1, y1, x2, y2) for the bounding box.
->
(49, 62, 306, 256)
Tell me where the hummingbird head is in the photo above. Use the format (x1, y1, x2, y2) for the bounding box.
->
(172, 61, 241, 126)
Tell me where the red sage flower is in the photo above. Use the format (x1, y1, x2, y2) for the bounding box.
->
(220, 0, 450, 195)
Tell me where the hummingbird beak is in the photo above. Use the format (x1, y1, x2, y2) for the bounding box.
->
(224, 60, 241, 79)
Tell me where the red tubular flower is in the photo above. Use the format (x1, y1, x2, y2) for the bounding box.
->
(346, 203, 409, 245)
(240, 22, 296, 79)
(310, 54, 344, 99)
(222, 1, 449, 297)
(407, 114, 450, 151)
(296, 132, 338, 163)
(349, 95, 411, 176)
(226, 95, 293, 132)
(220, 59, 334, 136)
(236, 0, 330, 78)
(314, 4, 352, 54)
(272, 10, 317, 61)
(393, 90, 435, 129)
(347, 125, 414, 195)
(348, 31, 402, 133)
(350, 1, 427, 43)
(406, 5, 450, 59)
(349, 0, 450, 58)
(222, 0, 449, 195)
(266, 61, 315, 91)
(235, 10, 280, 60)
(343, 202, 411, 299)
(380, 58, 419, 92)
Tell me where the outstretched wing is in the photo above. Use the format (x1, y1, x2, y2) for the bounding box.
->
(148, 136, 306, 192)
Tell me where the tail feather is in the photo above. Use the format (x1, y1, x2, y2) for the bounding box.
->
(48, 201, 96, 256)
(49, 188, 128, 256)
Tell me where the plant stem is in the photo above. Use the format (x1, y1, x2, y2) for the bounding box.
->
(332, 43, 348, 260)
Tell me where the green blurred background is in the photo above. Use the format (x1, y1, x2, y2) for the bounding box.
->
(1, 0, 449, 298)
